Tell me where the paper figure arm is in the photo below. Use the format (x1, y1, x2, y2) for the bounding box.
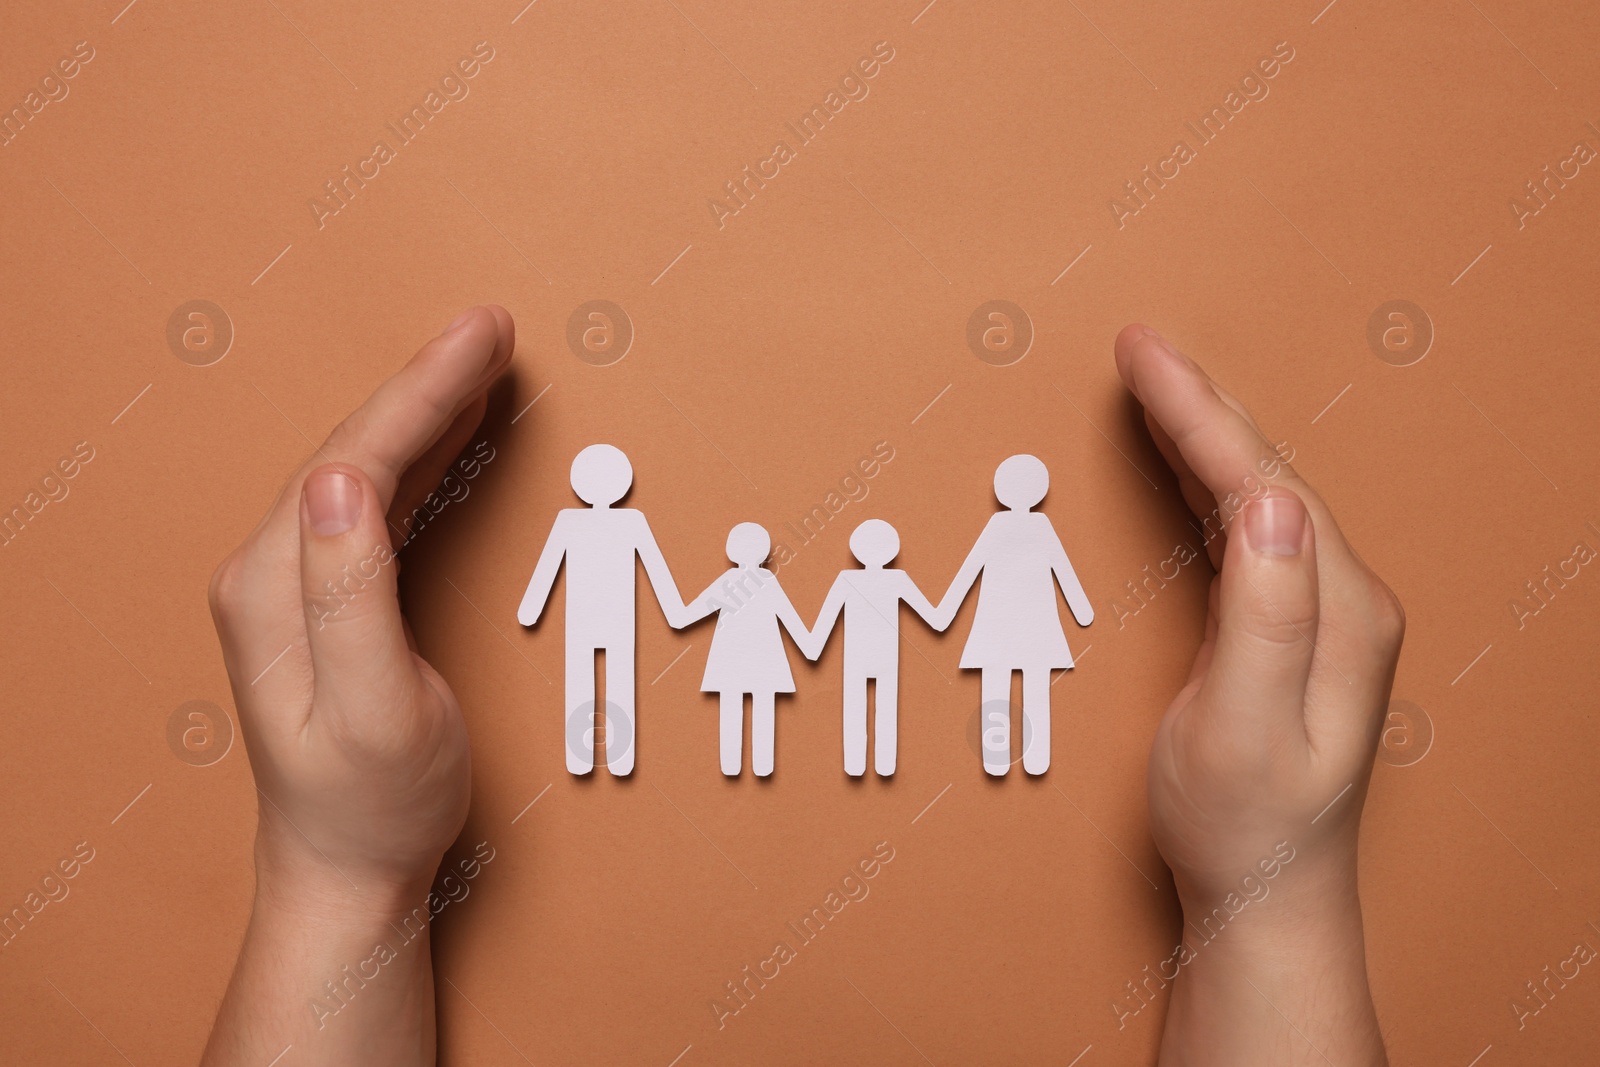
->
(802, 577, 849, 661)
(897, 571, 943, 631)
(1047, 522, 1094, 627)
(678, 576, 725, 628)
(517, 512, 570, 626)
(931, 526, 989, 630)
(775, 582, 821, 661)
(635, 513, 693, 629)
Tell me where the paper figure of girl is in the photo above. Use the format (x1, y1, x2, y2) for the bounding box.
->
(682, 522, 814, 777)
(935, 454, 1094, 776)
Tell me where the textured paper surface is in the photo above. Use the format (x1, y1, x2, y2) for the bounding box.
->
(2, 0, 1598, 1063)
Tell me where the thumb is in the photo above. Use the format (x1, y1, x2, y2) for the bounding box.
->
(1202, 488, 1320, 746)
(299, 464, 414, 716)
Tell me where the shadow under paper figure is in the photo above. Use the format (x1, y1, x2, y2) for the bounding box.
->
(517, 444, 693, 776)
(935, 454, 1094, 776)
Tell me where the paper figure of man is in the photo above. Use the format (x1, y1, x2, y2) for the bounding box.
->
(807, 519, 943, 777)
(517, 444, 690, 776)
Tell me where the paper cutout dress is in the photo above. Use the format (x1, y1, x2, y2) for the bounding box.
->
(937, 454, 1093, 776)
(683, 523, 812, 777)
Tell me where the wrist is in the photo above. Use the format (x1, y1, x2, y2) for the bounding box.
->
(1173, 889, 1368, 986)
(205, 822, 441, 1066)
(1170, 831, 1362, 952)
(1161, 862, 1385, 1067)
(1176, 867, 1362, 959)
(252, 816, 441, 931)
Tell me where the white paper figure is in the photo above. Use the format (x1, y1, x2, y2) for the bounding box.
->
(681, 523, 813, 777)
(807, 520, 943, 777)
(517, 445, 691, 776)
(935, 454, 1093, 777)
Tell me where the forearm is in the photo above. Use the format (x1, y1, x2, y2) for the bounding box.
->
(1158, 882, 1386, 1067)
(202, 832, 440, 1067)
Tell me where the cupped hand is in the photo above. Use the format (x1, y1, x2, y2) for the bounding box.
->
(208, 306, 514, 898)
(1115, 325, 1400, 1064)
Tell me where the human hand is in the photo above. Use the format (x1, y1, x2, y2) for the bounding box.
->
(202, 306, 514, 1066)
(1114, 325, 1401, 1066)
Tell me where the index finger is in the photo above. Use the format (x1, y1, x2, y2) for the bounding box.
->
(1113, 326, 1355, 566)
(243, 306, 513, 539)
(322, 304, 514, 507)
(214, 306, 513, 656)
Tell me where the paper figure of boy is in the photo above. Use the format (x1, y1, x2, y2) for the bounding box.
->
(806, 519, 944, 777)
(517, 444, 691, 777)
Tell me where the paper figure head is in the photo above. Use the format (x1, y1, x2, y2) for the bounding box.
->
(849, 519, 900, 567)
(571, 444, 632, 506)
(994, 454, 1048, 511)
(725, 522, 771, 567)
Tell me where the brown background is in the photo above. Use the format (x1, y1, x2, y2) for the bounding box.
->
(2, 0, 1598, 1063)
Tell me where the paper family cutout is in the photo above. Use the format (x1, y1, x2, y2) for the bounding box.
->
(518, 446, 1093, 779)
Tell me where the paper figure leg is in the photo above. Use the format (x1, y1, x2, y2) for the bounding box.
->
(566, 644, 597, 776)
(751, 692, 776, 778)
(980, 668, 1011, 777)
(720, 692, 743, 776)
(843, 673, 868, 777)
(873, 674, 898, 777)
(604, 643, 636, 776)
(1021, 667, 1051, 775)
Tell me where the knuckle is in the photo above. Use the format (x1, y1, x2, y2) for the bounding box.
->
(207, 553, 247, 626)
(1237, 587, 1315, 649)
(1246, 612, 1310, 651)
(323, 408, 372, 459)
(1367, 580, 1407, 649)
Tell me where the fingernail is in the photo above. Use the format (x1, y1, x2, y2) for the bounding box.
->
(1140, 325, 1161, 338)
(443, 307, 477, 335)
(304, 468, 362, 537)
(1245, 491, 1305, 556)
